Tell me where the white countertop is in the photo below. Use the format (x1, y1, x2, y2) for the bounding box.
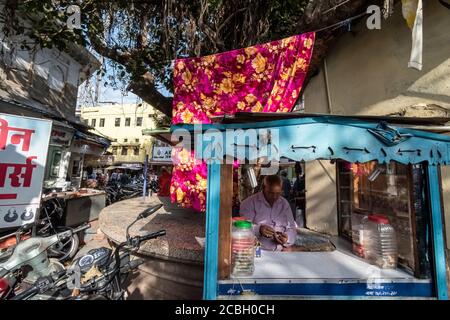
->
(222, 238, 430, 284)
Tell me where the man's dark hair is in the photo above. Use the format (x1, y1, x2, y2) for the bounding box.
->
(263, 175, 282, 188)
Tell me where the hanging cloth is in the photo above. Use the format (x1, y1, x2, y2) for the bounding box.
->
(172, 32, 316, 124)
(170, 32, 316, 211)
(402, 0, 423, 70)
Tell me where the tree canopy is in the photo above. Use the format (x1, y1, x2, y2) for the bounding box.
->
(2, 0, 373, 116)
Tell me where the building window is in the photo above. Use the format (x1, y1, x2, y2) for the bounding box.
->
(91, 119, 96, 127)
(115, 118, 121, 127)
(112, 147, 118, 155)
(71, 160, 81, 176)
(49, 150, 62, 178)
(83, 119, 89, 125)
(125, 118, 131, 126)
(135, 138, 139, 143)
(124, 138, 128, 143)
(134, 147, 140, 156)
(121, 147, 128, 155)
(99, 118, 105, 127)
(136, 117, 143, 126)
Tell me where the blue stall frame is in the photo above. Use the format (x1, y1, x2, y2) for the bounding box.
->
(172, 115, 450, 300)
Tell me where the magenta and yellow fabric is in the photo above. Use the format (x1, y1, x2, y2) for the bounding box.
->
(170, 148, 208, 211)
(172, 32, 315, 124)
(171, 32, 316, 211)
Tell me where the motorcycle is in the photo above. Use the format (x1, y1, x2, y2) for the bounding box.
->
(104, 180, 148, 206)
(0, 197, 81, 263)
(0, 223, 90, 300)
(9, 204, 165, 300)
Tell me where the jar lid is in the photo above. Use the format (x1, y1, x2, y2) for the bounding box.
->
(234, 220, 252, 229)
(233, 217, 247, 221)
(368, 214, 390, 224)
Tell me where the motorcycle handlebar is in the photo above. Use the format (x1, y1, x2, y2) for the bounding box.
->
(10, 270, 66, 300)
(10, 285, 40, 300)
(139, 230, 166, 243)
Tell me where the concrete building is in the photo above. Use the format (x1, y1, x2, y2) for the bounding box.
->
(79, 103, 159, 168)
(301, 1, 450, 285)
(0, 15, 109, 190)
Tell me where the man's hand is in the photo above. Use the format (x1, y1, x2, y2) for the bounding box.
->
(274, 232, 288, 245)
(259, 225, 275, 238)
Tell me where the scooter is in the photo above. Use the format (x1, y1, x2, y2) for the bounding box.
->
(0, 197, 81, 263)
(0, 223, 90, 300)
(10, 204, 165, 300)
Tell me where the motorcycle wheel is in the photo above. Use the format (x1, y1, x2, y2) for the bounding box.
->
(48, 230, 79, 262)
(71, 294, 109, 300)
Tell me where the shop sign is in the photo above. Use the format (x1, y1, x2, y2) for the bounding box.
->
(50, 127, 73, 146)
(152, 146, 172, 162)
(0, 113, 51, 228)
(121, 163, 142, 169)
(99, 155, 114, 165)
(71, 140, 104, 156)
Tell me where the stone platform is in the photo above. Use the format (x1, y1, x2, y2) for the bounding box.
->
(99, 195, 205, 299)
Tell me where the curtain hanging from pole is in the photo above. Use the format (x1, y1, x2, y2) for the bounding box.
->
(172, 32, 316, 124)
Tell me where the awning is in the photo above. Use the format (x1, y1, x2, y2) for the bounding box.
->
(148, 161, 173, 166)
(105, 166, 141, 171)
(74, 130, 111, 147)
(175, 115, 450, 165)
(142, 127, 174, 146)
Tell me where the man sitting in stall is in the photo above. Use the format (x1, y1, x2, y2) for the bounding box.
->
(240, 175, 297, 251)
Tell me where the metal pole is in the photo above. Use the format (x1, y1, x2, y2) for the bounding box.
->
(143, 154, 148, 199)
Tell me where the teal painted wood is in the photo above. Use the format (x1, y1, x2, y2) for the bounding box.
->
(172, 116, 450, 142)
(203, 163, 221, 300)
(427, 165, 449, 300)
(192, 121, 450, 165)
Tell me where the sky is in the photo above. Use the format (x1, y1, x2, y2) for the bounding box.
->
(77, 68, 172, 108)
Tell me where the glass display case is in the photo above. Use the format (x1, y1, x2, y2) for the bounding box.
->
(337, 160, 432, 278)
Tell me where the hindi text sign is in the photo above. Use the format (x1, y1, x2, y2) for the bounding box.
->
(0, 114, 51, 228)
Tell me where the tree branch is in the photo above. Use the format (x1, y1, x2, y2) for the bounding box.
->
(128, 72, 173, 116)
(136, 6, 149, 49)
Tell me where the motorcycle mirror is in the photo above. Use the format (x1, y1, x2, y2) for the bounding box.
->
(137, 204, 163, 220)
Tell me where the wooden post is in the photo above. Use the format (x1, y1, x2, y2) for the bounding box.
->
(218, 164, 233, 280)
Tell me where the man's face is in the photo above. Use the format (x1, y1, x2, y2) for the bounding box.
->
(263, 183, 282, 206)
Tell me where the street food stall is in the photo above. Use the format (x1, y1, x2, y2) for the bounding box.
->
(43, 188, 106, 227)
(172, 113, 450, 300)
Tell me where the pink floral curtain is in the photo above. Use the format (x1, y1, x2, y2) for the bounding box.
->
(171, 32, 316, 211)
(170, 148, 208, 211)
(172, 32, 315, 124)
